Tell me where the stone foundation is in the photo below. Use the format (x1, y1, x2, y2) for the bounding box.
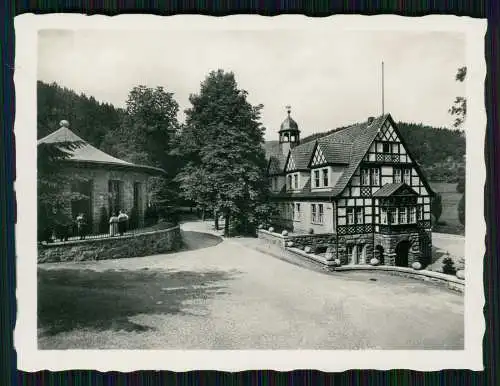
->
(38, 225, 182, 263)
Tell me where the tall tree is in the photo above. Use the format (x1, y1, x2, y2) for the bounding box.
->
(177, 70, 274, 235)
(449, 66, 467, 225)
(449, 66, 467, 129)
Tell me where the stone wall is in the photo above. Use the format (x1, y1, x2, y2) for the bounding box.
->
(337, 233, 374, 265)
(288, 233, 337, 253)
(257, 229, 287, 248)
(38, 225, 182, 263)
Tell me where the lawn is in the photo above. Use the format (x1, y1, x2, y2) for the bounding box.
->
(429, 181, 464, 236)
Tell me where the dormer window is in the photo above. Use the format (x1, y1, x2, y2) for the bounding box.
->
(322, 168, 329, 186)
(314, 170, 320, 188)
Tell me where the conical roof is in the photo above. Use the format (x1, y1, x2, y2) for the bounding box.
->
(279, 115, 299, 132)
(38, 121, 165, 174)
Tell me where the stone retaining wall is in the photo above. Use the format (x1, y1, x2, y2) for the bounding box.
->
(38, 225, 182, 263)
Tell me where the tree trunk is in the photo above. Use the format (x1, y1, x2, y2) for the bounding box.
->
(224, 214, 230, 237)
(202, 208, 205, 221)
(214, 209, 219, 230)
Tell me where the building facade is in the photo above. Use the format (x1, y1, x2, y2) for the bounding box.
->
(265, 111, 434, 267)
(38, 120, 166, 233)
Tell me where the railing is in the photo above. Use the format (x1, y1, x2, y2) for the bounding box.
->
(38, 221, 176, 245)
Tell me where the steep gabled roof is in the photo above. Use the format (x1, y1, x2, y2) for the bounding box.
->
(286, 140, 317, 171)
(38, 126, 165, 175)
(373, 182, 418, 197)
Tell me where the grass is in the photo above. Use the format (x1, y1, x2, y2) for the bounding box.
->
(429, 181, 464, 236)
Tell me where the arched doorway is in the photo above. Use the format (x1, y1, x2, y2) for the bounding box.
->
(395, 240, 410, 267)
(375, 245, 385, 265)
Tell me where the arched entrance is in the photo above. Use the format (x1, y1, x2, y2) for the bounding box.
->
(395, 240, 410, 267)
(375, 245, 385, 265)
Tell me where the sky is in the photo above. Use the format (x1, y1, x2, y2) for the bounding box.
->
(38, 28, 465, 141)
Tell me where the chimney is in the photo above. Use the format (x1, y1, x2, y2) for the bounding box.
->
(368, 117, 375, 125)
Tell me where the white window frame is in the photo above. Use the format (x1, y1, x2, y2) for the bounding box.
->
(294, 203, 301, 221)
(399, 207, 407, 224)
(314, 170, 320, 188)
(318, 204, 324, 224)
(371, 168, 380, 185)
(294, 173, 299, 189)
(403, 169, 411, 185)
(389, 208, 398, 224)
(347, 208, 355, 225)
(380, 208, 388, 224)
(394, 169, 402, 183)
(287, 175, 292, 190)
(322, 168, 329, 187)
(409, 206, 416, 223)
(355, 207, 363, 224)
(311, 204, 317, 223)
(361, 169, 370, 186)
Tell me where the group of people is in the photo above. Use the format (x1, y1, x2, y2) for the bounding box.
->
(109, 210, 129, 237)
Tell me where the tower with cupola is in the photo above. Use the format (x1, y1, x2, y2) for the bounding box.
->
(279, 105, 300, 156)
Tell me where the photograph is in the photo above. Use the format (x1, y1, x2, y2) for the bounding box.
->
(14, 14, 486, 371)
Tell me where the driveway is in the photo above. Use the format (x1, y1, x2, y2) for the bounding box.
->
(38, 221, 464, 350)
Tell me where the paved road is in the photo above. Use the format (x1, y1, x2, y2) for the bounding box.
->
(38, 221, 464, 350)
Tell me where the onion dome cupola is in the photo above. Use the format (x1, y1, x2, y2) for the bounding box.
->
(279, 105, 300, 156)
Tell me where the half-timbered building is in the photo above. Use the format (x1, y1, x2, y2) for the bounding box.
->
(265, 109, 434, 267)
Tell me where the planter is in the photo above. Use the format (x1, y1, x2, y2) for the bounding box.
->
(456, 269, 465, 280)
(304, 246, 312, 253)
(286, 241, 294, 248)
(370, 258, 380, 266)
(412, 262, 423, 270)
(281, 230, 289, 236)
(258, 224, 264, 229)
(333, 258, 341, 267)
(325, 252, 334, 261)
(268, 227, 275, 233)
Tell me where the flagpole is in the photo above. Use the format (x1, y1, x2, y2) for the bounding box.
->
(382, 61, 385, 115)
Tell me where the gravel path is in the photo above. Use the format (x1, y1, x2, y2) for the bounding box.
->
(38, 221, 464, 350)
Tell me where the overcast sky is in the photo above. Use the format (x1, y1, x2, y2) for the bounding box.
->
(38, 29, 465, 141)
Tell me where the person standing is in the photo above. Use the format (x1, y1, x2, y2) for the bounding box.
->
(109, 212, 119, 237)
(76, 213, 87, 240)
(118, 210, 129, 236)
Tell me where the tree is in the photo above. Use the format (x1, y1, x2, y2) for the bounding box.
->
(431, 193, 443, 224)
(449, 66, 467, 129)
(176, 70, 274, 235)
(449, 67, 467, 225)
(37, 140, 87, 241)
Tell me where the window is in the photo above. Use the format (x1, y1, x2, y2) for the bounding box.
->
(294, 203, 301, 221)
(389, 208, 398, 224)
(371, 168, 380, 185)
(347, 208, 354, 225)
(108, 180, 123, 216)
(294, 174, 299, 189)
(287, 175, 292, 190)
(394, 168, 402, 183)
(383, 143, 391, 153)
(311, 204, 317, 223)
(314, 170, 320, 188)
(356, 207, 363, 224)
(404, 169, 411, 185)
(399, 207, 407, 224)
(318, 204, 324, 224)
(361, 169, 370, 186)
(323, 169, 329, 187)
(380, 208, 388, 224)
(417, 205, 423, 220)
(347, 207, 363, 224)
(409, 206, 416, 223)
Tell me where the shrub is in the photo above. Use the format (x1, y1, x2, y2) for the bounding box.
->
(442, 256, 457, 275)
(308, 228, 314, 235)
(144, 205, 159, 227)
(333, 258, 341, 267)
(458, 193, 465, 226)
(268, 226, 275, 233)
(456, 270, 465, 280)
(282, 230, 289, 236)
(370, 258, 379, 266)
(431, 193, 443, 223)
